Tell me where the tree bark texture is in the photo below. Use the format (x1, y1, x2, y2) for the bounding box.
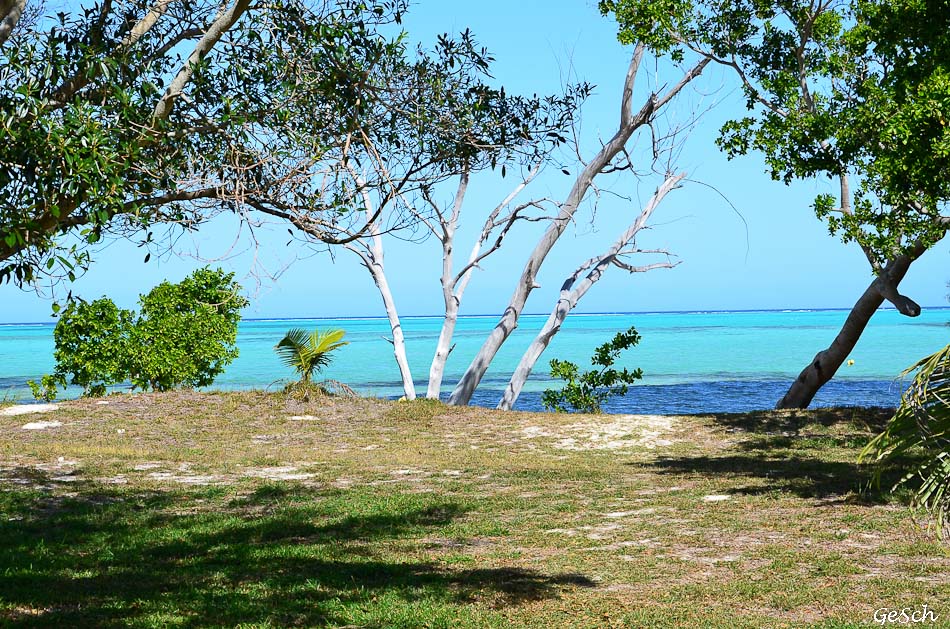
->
(0, 0, 26, 47)
(776, 246, 925, 409)
(496, 174, 682, 410)
(361, 254, 417, 400)
(446, 49, 709, 406)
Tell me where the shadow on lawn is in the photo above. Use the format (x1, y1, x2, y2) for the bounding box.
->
(629, 405, 913, 501)
(0, 472, 594, 628)
(701, 406, 895, 435)
(638, 412, 915, 503)
(639, 453, 889, 501)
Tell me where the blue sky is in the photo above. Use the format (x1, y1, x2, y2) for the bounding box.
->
(1, 0, 947, 323)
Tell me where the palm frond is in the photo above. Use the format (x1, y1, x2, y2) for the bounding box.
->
(863, 344, 950, 537)
(274, 328, 311, 373)
(274, 327, 348, 384)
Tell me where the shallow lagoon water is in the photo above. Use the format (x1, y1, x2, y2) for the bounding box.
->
(2, 308, 947, 413)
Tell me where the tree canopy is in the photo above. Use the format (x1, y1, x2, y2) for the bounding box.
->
(602, 0, 950, 263)
(0, 0, 407, 286)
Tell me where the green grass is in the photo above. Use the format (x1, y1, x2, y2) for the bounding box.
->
(0, 390, 17, 407)
(0, 392, 947, 627)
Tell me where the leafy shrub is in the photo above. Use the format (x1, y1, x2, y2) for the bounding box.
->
(541, 326, 643, 413)
(30, 268, 247, 399)
(274, 328, 348, 385)
(862, 344, 950, 537)
(128, 268, 248, 391)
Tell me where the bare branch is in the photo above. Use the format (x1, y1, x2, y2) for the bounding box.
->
(0, 0, 27, 47)
(152, 0, 251, 122)
(652, 58, 711, 113)
(620, 43, 647, 128)
(611, 259, 678, 273)
(452, 199, 551, 287)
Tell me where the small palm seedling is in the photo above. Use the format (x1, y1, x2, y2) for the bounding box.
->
(274, 328, 348, 385)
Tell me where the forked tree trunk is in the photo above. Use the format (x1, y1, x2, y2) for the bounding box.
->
(776, 249, 923, 409)
(425, 169, 534, 399)
(446, 51, 709, 406)
(426, 175, 469, 400)
(497, 174, 682, 410)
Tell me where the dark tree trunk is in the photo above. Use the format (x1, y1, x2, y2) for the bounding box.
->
(776, 251, 921, 409)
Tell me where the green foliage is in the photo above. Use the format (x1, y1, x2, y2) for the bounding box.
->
(128, 267, 248, 391)
(263, 15, 589, 246)
(1, 0, 581, 288)
(26, 375, 60, 402)
(601, 0, 950, 265)
(541, 326, 643, 413)
(599, 0, 693, 57)
(274, 328, 348, 385)
(0, 0, 409, 286)
(862, 345, 950, 537)
(32, 297, 134, 398)
(32, 267, 247, 398)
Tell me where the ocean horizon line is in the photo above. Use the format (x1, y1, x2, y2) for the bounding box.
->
(2, 305, 949, 327)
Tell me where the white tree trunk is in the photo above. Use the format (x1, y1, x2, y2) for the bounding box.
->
(447, 50, 709, 406)
(344, 191, 417, 400)
(425, 174, 469, 399)
(425, 169, 537, 399)
(361, 253, 416, 400)
(497, 174, 683, 410)
(427, 295, 458, 399)
(0, 0, 27, 47)
(373, 267, 416, 400)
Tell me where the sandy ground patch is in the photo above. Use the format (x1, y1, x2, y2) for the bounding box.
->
(2, 404, 60, 417)
(520, 414, 675, 450)
(242, 466, 316, 481)
(21, 420, 63, 430)
(147, 472, 226, 485)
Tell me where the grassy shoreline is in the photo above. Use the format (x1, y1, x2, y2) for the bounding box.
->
(1, 391, 947, 627)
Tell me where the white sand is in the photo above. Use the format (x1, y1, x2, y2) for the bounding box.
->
(521, 414, 675, 451)
(2, 403, 60, 417)
(21, 420, 63, 430)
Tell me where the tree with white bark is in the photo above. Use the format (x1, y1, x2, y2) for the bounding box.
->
(497, 172, 683, 410)
(248, 28, 587, 399)
(267, 29, 709, 406)
(447, 45, 709, 406)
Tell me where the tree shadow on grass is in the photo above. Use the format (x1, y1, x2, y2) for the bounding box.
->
(631, 406, 914, 502)
(701, 406, 894, 435)
(0, 472, 594, 628)
(636, 451, 916, 504)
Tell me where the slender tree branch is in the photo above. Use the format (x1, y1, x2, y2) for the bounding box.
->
(152, 0, 250, 122)
(0, 0, 27, 47)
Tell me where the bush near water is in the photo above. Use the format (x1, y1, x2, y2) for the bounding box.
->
(29, 268, 247, 400)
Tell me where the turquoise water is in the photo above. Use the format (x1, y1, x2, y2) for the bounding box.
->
(2, 308, 948, 413)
